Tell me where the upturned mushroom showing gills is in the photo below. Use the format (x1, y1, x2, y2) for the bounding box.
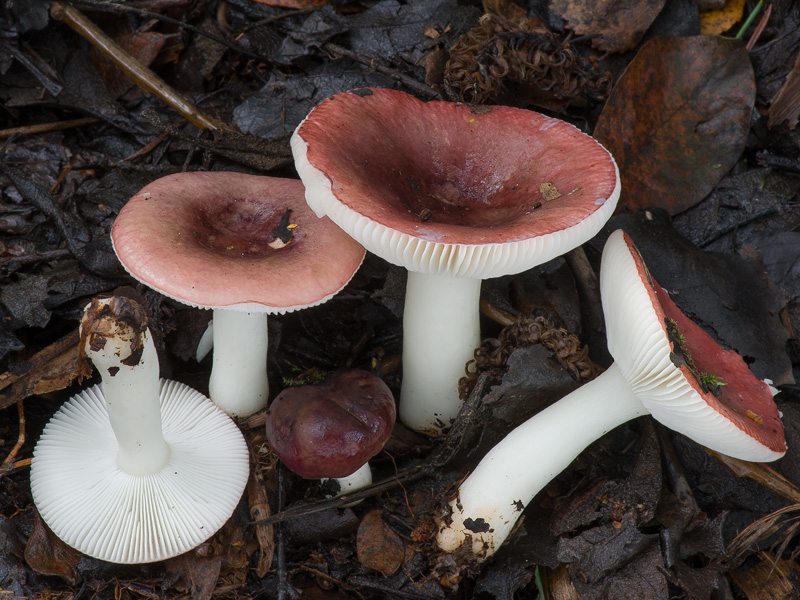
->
(265, 369, 396, 494)
(111, 172, 365, 418)
(292, 88, 620, 435)
(435, 229, 786, 561)
(30, 295, 249, 564)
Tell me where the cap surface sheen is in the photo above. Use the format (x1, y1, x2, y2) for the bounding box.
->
(601, 230, 785, 461)
(30, 379, 250, 564)
(112, 172, 365, 311)
(292, 88, 620, 278)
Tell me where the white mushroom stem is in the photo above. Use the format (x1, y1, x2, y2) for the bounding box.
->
(436, 363, 647, 558)
(322, 462, 374, 507)
(400, 271, 482, 435)
(84, 306, 169, 476)
(333, 462, 373, 493)
(208, 308, 270, 418)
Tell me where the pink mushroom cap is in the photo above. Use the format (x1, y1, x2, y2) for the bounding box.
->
(292, 88, 620, 278)
(265, 369, 396, 479)
(111, 172, 366, 312)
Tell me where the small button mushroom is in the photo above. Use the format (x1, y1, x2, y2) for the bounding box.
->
(265, 369, 396, 495)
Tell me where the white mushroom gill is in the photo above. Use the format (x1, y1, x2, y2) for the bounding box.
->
(30, 296, 250, 564)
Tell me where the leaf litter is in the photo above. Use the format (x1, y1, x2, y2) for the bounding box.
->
(1, 0, 800, 599)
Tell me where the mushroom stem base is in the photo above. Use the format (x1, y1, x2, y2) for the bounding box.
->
(436, 363, 647, 559)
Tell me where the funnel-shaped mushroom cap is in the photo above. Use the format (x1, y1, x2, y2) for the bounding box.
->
(292, 88, 620, 278)
(31, 379, 249, 563)
(265, 370, 396, 479)
(111, 172, 365, 313)
(601, 230, 785, 461)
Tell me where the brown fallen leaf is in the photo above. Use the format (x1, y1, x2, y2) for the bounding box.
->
(594, 35, 755, 215)
(551, 0, 666, 53)
(704, 447, 800, 504)
(165, 551, 223, 600)
(769, 50, 800, 130)
(728, 554, 800, 599)
(247, 445, 275, 577)
(24, 512, 81, 585)
(0, 328, 80, 412)
(356, 510, 407, 577)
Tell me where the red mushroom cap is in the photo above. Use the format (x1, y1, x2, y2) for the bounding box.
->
(292, 88, 620, 278)
(265, 370, 396, 479)
(602, 230, 786, 460)
(111, 172, 365, 312)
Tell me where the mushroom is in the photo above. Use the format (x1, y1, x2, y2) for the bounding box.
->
(265, 369, 396, 495)
(111, 172, 366, 417)
(435, 229, 787, 560)
(291, 88, 620, 434)
(30, 295, 249, 564)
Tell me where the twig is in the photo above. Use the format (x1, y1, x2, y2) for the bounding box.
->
(564, 246, 605, 336)
(0, 401, 26, 478)
(123, 129, 170, 162)
(50, 2, 224, 131)
(746, 3, 773, 51)
(0, 117, 99, 139)
(247, 445, 275, 577)
(275, 464, 299, 600)
(70, 0, 277, 66)
(321, 42, 441, 100)
(242, 6, 315, 32)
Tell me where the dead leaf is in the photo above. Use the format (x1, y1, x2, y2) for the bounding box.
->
(165, 551, 223, 600)
(24, 512, 81, 585)
(768, 50, 800, 130)
(0, 328, 80, 412)
(551, 0, 667, 53)
(594, 35, 755, 215)
(728, 555, 800, 600)
(247, 447, 275, 577)
(556, 512, 659, 584)
(699, 0, 746, 35)
(704, 448, 800, 504)
(538, 182, 562, 201)
(356, 510, 406, 577)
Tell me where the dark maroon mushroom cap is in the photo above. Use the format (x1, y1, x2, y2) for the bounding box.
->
(265, 370, 396, 479)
